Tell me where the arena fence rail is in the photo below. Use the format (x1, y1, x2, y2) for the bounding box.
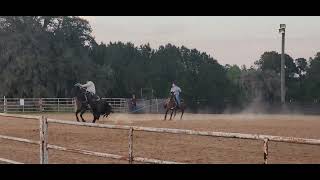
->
(1, 113, 320, 164)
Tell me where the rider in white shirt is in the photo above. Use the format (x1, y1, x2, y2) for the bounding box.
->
(170, 82, 182, 109)
(80, 81, 96, 94)
(80, 81, 98, 103)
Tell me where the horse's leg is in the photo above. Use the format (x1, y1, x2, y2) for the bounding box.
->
(75, 109, 81, 122)
(180, 108, 184, 120)
(174, 109, 177, 118)
(80, 108, 87, 122)
(92, 114, 100, 123)
(170, 110, 174, 120)
(164, 109, 169, 120)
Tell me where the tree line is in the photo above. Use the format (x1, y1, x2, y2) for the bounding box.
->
(1, 16, 320, 112)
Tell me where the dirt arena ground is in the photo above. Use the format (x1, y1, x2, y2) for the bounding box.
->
(0, 112, 320, 164)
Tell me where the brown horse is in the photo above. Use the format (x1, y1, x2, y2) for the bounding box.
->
(163, 92, 185, 120)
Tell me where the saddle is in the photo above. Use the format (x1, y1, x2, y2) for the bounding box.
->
(84, 91, 100, 101)
(81, 92, 100, 110)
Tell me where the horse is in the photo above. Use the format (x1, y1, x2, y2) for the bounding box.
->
(72, 83, 113, 123)
(163, 92, 185, 120)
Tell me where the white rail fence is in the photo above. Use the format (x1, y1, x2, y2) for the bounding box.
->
(0, 97, 129, 113)
(0, 97, 166, 113)
(1, 113, 320, 164)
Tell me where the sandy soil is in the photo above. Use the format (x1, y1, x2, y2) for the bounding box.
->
(0, 112, 320, 164)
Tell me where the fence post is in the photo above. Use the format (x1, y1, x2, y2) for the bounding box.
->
(128, 127, 133, 164)
(126, 99, 129, 112)
(149, 99, 152, 113)
(4, 96, 7, 113)
(156, 98, 159, 113)
(263, 138, 269, 164)
(39, 98, 43, 112)
(40, 116, 49, 164)
(58, 99, 60, 112)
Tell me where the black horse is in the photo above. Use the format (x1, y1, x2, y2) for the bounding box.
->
(72, 83, 113, 123)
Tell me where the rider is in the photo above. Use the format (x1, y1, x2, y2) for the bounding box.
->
(170, 81, 182, 109)
(80, 80, 99, 103)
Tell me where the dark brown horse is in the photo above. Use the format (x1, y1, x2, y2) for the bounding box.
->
(163, 92, 185, 120)
(72, 83, 113, 123)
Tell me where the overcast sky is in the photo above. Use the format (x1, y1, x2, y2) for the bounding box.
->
(82, 16, 320, 66)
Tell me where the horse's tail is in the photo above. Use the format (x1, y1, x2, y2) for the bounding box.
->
(164, 103, 167, 109)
